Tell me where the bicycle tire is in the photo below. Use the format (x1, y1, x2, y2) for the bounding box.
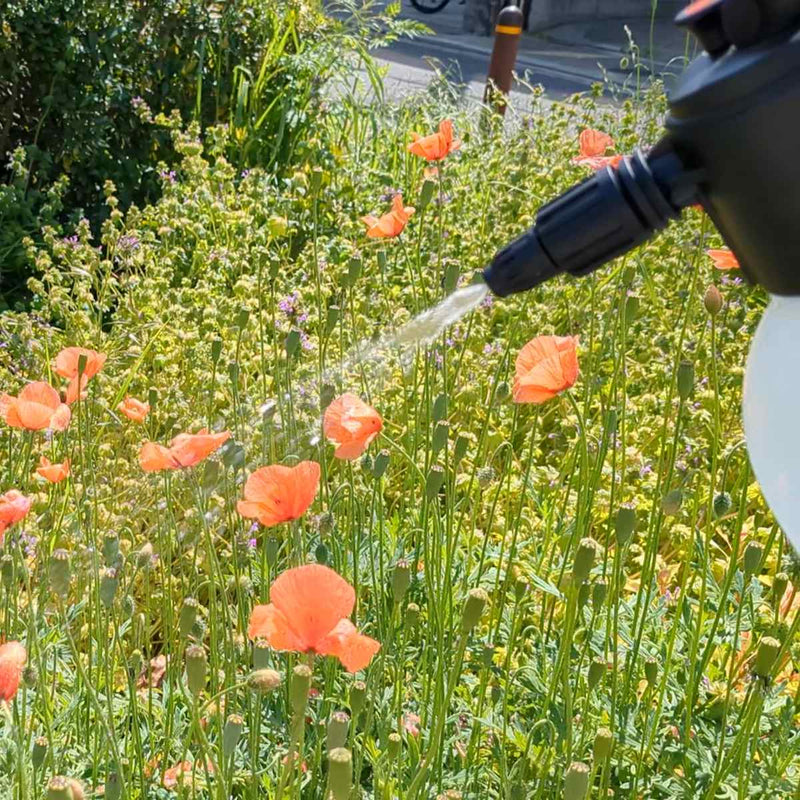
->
(409, 0, 451, 13)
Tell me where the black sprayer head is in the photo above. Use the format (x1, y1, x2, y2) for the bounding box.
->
(483, 148, 689, 297)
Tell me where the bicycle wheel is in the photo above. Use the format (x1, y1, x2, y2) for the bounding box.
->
(409, 0, 451, 13)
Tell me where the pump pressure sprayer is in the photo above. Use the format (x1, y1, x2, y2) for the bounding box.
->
(482, 0, 800, 546)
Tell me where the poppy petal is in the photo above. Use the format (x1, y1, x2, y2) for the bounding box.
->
(0, 641, 26, 702)
(316, 618, 381, 672)
(239, 462, 320, 526)
(50, 404, 72, 432)
(248, 603, 307, 651)
(139, 442, 179, 472)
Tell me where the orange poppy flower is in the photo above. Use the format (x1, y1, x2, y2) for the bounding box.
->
(573, 128, 623, 170)
(1, 382, 71, 431)
(139, 429, 230, 472)
(513, 335, 580, 404)
(0, 641, 27, 701)
(408, 119, 460, 162)
(707, 248, 740, 271)
(55, 347, 107, 405)
(323, 394, 383, 460)
(362, 194, 415, 239)
(118, 396, 150, 422)
(36, 456, 70, 484)
(162, 760, 215, 791)
(0, 490, 32, 545)
(248, 564, 381, 672)
(237, 461, 320, 528)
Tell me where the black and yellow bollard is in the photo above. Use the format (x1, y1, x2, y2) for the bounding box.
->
(483, 5, 524, 115)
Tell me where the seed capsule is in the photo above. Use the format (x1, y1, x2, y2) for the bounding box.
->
(704, 284, 723, 316)
(461, 588, 490, 634)
(290, 664, 312, 715)
(676, 360, 694, 401)
(753, 636, 781, 679)
(743, 541, 764, 577)
(588, 657, 605, 691)
(564, 761, 590, 800)
(247, 669, 283, 695)
(223, 714, 245, 757)
(179, 598, 200, 638)
(185, 645, 207, 696)
(49, 549, 72, 597)
(349, 681, 367, 717)
(327, 711, 350, 751)
(615, 507, 636, 546)
(392, 560, 411, 604)
(593, 727, 613, 759)
(573, 538, 598, 583)
(327, 747, 353, 800)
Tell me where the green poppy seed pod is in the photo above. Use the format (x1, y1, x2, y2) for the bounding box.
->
(444, 262, 460, 294)
(185, 645, 207, 696)
(32, 735, 48, 769)
(662, 489, 683, 516)
(1, 554, 14, 588)
(744, 541, 764, 576)
(677, 360, 695, 401)
(136, 542, 154, 570)
(327, 711, 350, 751)
(285, 329, 301, 358)
(327, 747, 353, 800)
(477, 465, 496, 488)
(577, 581, 591, 609)
(704, 284, 723, 316)
(361, 453, 374, 473)
(268, 214, 289, 238)
(129, 649, 144, 679)
(592, 580, 608, 608)
(179, 598, 200, 638)
(372, 449, 390, 479)
(46, 777, 73, 800)
(615, 507, 636, 546)
(349, 680, 367, 717)
(564, 761, 590, 800)
(432, 420, 450, 454)
(573, 538, 598, 583)
(514, 575, 529, 602)
(236, 308, 250, 331)
(290, 664, 313, 715)
(482, 643, 496, 667)
(104, 771, 122, 800)
(593, 727, 613, 759)
(99, 568, 119, 608)
(713, 491, 733, 519)
(266, 536, 280, 564)
(392, 560, 411, 604)
(326, 305, 340, 334)
(348, 256, 362, 285)
(588, 657, 606, 691)
(454, 434, 471, 464)
(644, 656, 658, 686)
(624, 294, 640, 324)
(426, 465, 446, 500)
(49, 549, 72, 597)
(310, 166, 324, 194)
(495, 381, 511, 403)
(461, 588, 490, 634)
(102, 533, 120, 566)
(387, 731, 402, 759)
(419, 179, 436, 210)
(405, 602, 420, 629)
(753, 636, 781, 678)
(223, 713, 245, 757)
(247, 668, 283, 695)
(774, 573, 790, 600)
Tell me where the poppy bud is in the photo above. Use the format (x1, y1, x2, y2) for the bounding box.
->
(482, 643, 496, 667)
(425, 465, 446, 501)
(592, 580, 607, 607)
(405, 602, 420, 629)
(316, 511, 335, 536)
(49, 549, 71, 597)
(223, 714, 245, 757)
(361, 453, 374, 473)
(46, 777, 73, 800)
(461, 588, 490, 634)
(773, 573, 790, 600)
(392, 560, 411, 604)
(573, 538, 597, 583)
(615, 507, 636, 546)
(477, 466, 496, 488)
(327, 747, 353, 800)
(676, 361, 694, 401)
(349, 680, 367, 717)
(77, 354, 88, 378)
(661, 489, 683, 516)
(327, 711, 350, 751)
(129, 649, 144, 679)
(454, 434, 471, 464)
(32, 735, 48, 769)
(432, 420, 449, 454)
(419, 179, 436, 210)
(285, 329, 301, 358)
(372, 449, 390, 479)
(325, 305, 340, 334)
(315, 542, 329, 565)
(1, 554, 14, 588)
(593, 727, 613, 759)
(753, 636, 781, 678)
(247, 668, 282, 695)
(290, 664, 313, 715)
(99, 568, 118, 608)
(179, 598, 200, 638)
(743, 541, 764, 576)
(704, 284, 723, 316)
(514, 575, 528, 602)
(348, 256, 362, 285)
(444, 263, 460, 294)
(564, 762, 590, 800)
(102, 533, 120, 566)
(136, 543, 154, 570)
(624, 294, 640, 324)
(577, 581, 591, 609)
(104, 771, 122, 800)
(185, 645, 207, 696)
(121, 594, 135, 619)
(644, 656, 658, 686)
(310, 167, 324, 194)
(495, 381, 511, 403)
(387, 732, 401, 758)
(713, 491, 733, 519)
(588, 657, 606, 691)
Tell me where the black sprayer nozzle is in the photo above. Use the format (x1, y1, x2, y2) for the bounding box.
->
(483, 145, 691, 298)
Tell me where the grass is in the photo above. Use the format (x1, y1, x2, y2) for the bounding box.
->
(0, 50, 798, 800)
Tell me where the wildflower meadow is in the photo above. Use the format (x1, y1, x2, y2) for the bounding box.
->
(1, 2, 799, 798)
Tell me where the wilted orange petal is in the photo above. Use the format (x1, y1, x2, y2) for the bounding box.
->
(316, 618, 381, 672)
(139, 442, 180, 472)
(118, 396, 150, 422)
(36, 456, 70, 483)
(707, 248, 740, 271)
(578, 128, 615, 158)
